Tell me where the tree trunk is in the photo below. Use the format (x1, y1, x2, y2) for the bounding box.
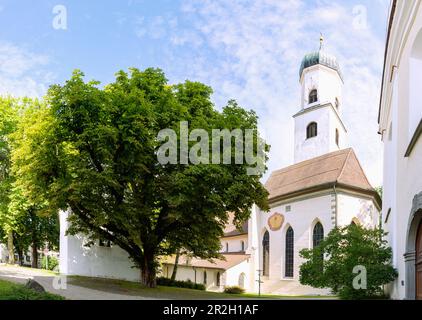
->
(18, 251, 24, 266)
(170, 250, 180, 281)
(7, 231, 14, 265)
(31, 245, 38, 269)
(140, 250, 157, 288)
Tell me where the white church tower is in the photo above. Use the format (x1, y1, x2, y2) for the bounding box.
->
(294, 36, 348, 163)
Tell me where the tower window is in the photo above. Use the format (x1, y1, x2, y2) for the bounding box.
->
(225, 242, 229, 252)
(241, 241, 245, 252)
(335, 97, 340, 110)
(306, 122, 318, 139)
(335, 129, 340, 147)
(309, 90, 318, 104)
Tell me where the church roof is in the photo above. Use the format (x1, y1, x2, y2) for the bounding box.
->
(265, 148, 380, 204)
(299, 50, 343, 80)
(161, 253, 250, 270)
(222, 212, 248, 238)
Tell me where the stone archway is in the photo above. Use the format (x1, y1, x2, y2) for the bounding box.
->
(405, 192, 422, 299)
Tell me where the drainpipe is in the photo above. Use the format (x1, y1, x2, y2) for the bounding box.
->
(333, 183, 338, 227)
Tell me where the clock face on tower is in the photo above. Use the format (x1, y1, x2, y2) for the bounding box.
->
(267, 213, 284, 231)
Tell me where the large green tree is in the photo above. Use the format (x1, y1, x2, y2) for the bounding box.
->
(299, 224, 397, 299)
(15, 68, 269, 286)
(0, 97, 19, 263)
(0, 98, 60, 267)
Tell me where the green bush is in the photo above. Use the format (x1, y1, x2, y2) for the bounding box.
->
(156, 277, 205, 290)
(41, 256, 59, 271)
(224, 286, 245, 294)
(299, 224, 398, 300)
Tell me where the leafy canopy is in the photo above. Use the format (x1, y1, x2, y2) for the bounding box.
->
(15, 68, 269, 285)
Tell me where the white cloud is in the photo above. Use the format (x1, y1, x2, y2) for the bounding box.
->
(173, 0, 388, 186)
(0, 42, 51, 97)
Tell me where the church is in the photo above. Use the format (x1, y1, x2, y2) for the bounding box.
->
(163, 41, 381, 295)
(59, 40, 381, 295)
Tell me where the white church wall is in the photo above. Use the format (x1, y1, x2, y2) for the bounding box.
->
(337, 193, 379, 229)
(258, 194, 332, 282)
(220, 235, 248, 253)
(59, 211, 140, 282)
(225, 260, 250, 291)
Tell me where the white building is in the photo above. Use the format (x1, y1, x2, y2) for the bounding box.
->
(59, 41, 381, 295)
(378, 0, 422, 300)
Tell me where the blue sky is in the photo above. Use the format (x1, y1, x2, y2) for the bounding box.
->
(0, 0, 391, 185)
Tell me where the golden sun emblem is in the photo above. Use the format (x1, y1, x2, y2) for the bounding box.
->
(268, 213, 284, 231)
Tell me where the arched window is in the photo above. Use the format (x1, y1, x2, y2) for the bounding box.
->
(262, 231, 270, 277)
(313, 222, 324, 248)
(216, 272, 220, 287)
(203, 271, 207, 285)
(238, 273, 246, 288)
(241, 241, 245, 252)
(309, 89, 318, 104)
(335, 129, 340, 147)
(335, 97, 340, 110)
(285, 227, 294, 278)
(225, 242, 229, 252)
(307, 122, 318, 139)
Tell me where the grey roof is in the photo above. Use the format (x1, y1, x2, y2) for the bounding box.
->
(299, 50, 342, 80)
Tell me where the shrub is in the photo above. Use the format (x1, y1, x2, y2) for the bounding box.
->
(224, 286, 245, 294)
(156, 277, 205, 290)
(41, 256, 59, 271)
(299, 224, 398, 300)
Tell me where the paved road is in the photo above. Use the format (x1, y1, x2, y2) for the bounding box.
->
(0, 264, 150, 300)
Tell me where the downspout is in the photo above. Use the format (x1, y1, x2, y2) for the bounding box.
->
(333, 183, 338, 227)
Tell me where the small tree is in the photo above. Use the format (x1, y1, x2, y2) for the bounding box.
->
(299, 224, 397, 299)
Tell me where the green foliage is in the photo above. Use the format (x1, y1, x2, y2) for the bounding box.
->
(0, 98, 59, 263)
(0, 97, 20, 238)
(223, 286, 245, 294)
(11, 68, 269, 286)
(299, 224, 397, 300)
(156, 277, 205, 290)
(41, 256, 59, 271)
(0, 280, 64, 300)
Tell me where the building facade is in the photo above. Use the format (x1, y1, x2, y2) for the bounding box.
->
(59, 42, 381, 295)
(379, 0, 422, 300)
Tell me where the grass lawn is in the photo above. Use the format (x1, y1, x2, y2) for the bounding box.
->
(0, 279, 64, 300)
(68, 276, 334, 300)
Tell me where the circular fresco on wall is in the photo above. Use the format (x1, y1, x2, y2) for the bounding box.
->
(268, 213, 284, 231)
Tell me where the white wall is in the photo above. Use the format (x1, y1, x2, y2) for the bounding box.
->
(220, 235, 247, 253)
(225, 260, 250, 291)
(59, 211, 140, 282)
(294, 103, 347, 163)
(0, 243, 7, 263)
(337, 193, 380, 228)
(254, 194, 333, 283)
(300, 64, 343, 111)
(379, 1, 422, 300)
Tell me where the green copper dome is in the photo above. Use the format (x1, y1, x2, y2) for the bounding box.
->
(299, 50, 342, 80)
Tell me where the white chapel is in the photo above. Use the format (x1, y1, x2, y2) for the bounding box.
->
(60, 40, 382, 295)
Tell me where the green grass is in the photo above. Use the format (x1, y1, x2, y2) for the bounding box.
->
(68, 276, 335, 300)
(0, 279, 64, 300)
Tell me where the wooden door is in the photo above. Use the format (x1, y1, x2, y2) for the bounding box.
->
(416, 221, 422, 300)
